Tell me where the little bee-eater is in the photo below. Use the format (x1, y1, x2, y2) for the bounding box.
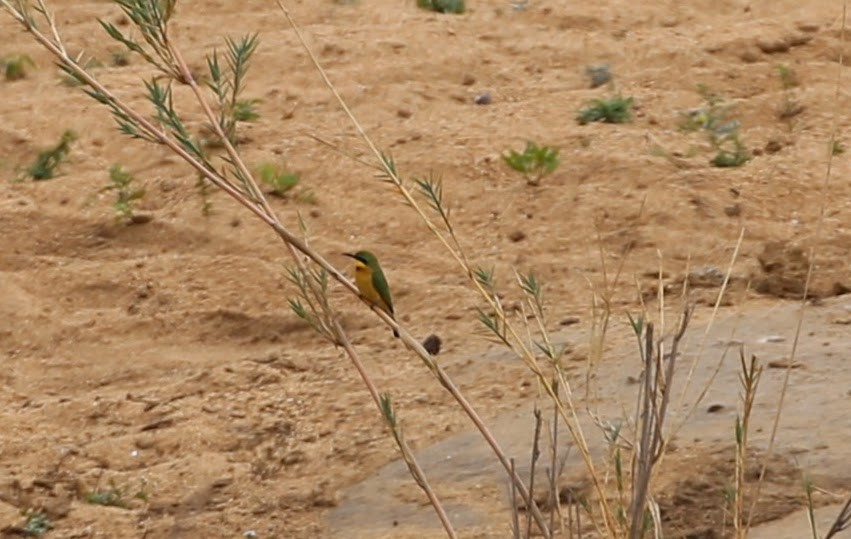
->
(344, 250, 399, 338)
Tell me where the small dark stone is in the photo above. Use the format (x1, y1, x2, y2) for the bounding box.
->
(129, 213, 153, 225)
(461, 73, 476, 86)
(724, 203, 742, 217)
(832, 282, 851, 296)
(397, 108, 412, 119)
(422, 334, 442, 356)
(764, 139, 784, 153)
(474, 92, 492, 105)
(707, 404, 725, 413)
(559, 317, 580, 326)
(757, 38, 790, 54)
(586, 64, 612, 88)
(508, 230, 526, 242)
(796, 22, 820, 33)
(740, 49, 761, 63)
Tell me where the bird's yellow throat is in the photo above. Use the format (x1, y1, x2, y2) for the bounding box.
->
(353, 261, 387, 312)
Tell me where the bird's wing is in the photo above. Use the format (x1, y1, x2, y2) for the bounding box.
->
(372, 270, 394, 316)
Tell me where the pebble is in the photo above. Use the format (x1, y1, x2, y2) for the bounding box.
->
(474, 92, 492, 105)
(508, 230, 526, 242)
(586, 64, 612, 88)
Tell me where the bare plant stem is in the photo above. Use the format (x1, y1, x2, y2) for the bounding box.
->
(628, 307, 691, 539)
(509, 459, 521, 539)
(733, 352, 762, 538)
(526, 408, 543, 538)
(825, 495, 851, 539)
(548, 380, 562, 534)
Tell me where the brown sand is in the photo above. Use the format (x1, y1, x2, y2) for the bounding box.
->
(1, 1, 850, 537)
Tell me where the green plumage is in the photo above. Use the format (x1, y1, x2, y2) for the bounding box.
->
(344, 250, 398, 337)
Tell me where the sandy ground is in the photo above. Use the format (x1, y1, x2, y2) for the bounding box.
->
(1, 0, 851, 537)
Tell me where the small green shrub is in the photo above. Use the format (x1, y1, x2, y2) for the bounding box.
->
(681, 85, 750, 168)
(776, 63, 804, 124)
(576, 95, 633, 124)
(103, 164, 147, 224)
(22, 511, 52, 537)
(710, 139, 750, 167)
(2, 54, 36, 80)
(25, 130, 76, 180)
(416, 0, 465, 13)
(259, 162, 300, 197)
(85, 478, 149, 508)
(233, 98, 261, 122)
(86, 488, 125, 507)
(502, 141, 560, 186)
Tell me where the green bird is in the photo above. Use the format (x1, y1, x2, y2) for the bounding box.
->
(343, 250, 399, 338)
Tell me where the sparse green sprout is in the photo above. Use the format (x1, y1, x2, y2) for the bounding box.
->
(25, 130, 76, 180)
(22, 511, 52, 537)
(776, 63, 799, 89)
(502, 141, 560, 186)
(86, 488, 125, 507)
(110, 50, 130, 67)
(103, 164, 147, 224)
(776, 63, 804, 123)
(85, 478, 148, 507)
(233, 98, 261, 122)
(193, 175, 214, 216)
(832, 139, 845, 155)
(711, 138, 750, 167)
(3, 54, 36, 81)
(682, 86, 750, 167)
(205, 34, 260, 144)
(296, 190, 318, 205)
(576, 95, 634, 125)
(585, 64, 612, 89)
(258, 162, 300, 197)
(416, 0, 465, 13)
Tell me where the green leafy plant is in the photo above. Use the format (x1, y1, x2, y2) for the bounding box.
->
(416, 0, 464, 13)
(103, 164, 147, 224)
(205, 34, 260, 144)
(832, 139, 845, 156)
(233, 98, 261, 121)
(681, 85, 750, 167)
(85, 478, 149, 507)
(22, 511, 52, 537)
(502, 141, 560, 186)
(2, 53, 35, 80)
(258, 162, 300, 197)
(576, 95, 633, 124)
(24, 129, 76, 180)
(711, 137, 750, 167)
(776, 63, 803, 125)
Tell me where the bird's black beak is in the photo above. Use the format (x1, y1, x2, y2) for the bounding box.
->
(342, 252, 356, 259)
